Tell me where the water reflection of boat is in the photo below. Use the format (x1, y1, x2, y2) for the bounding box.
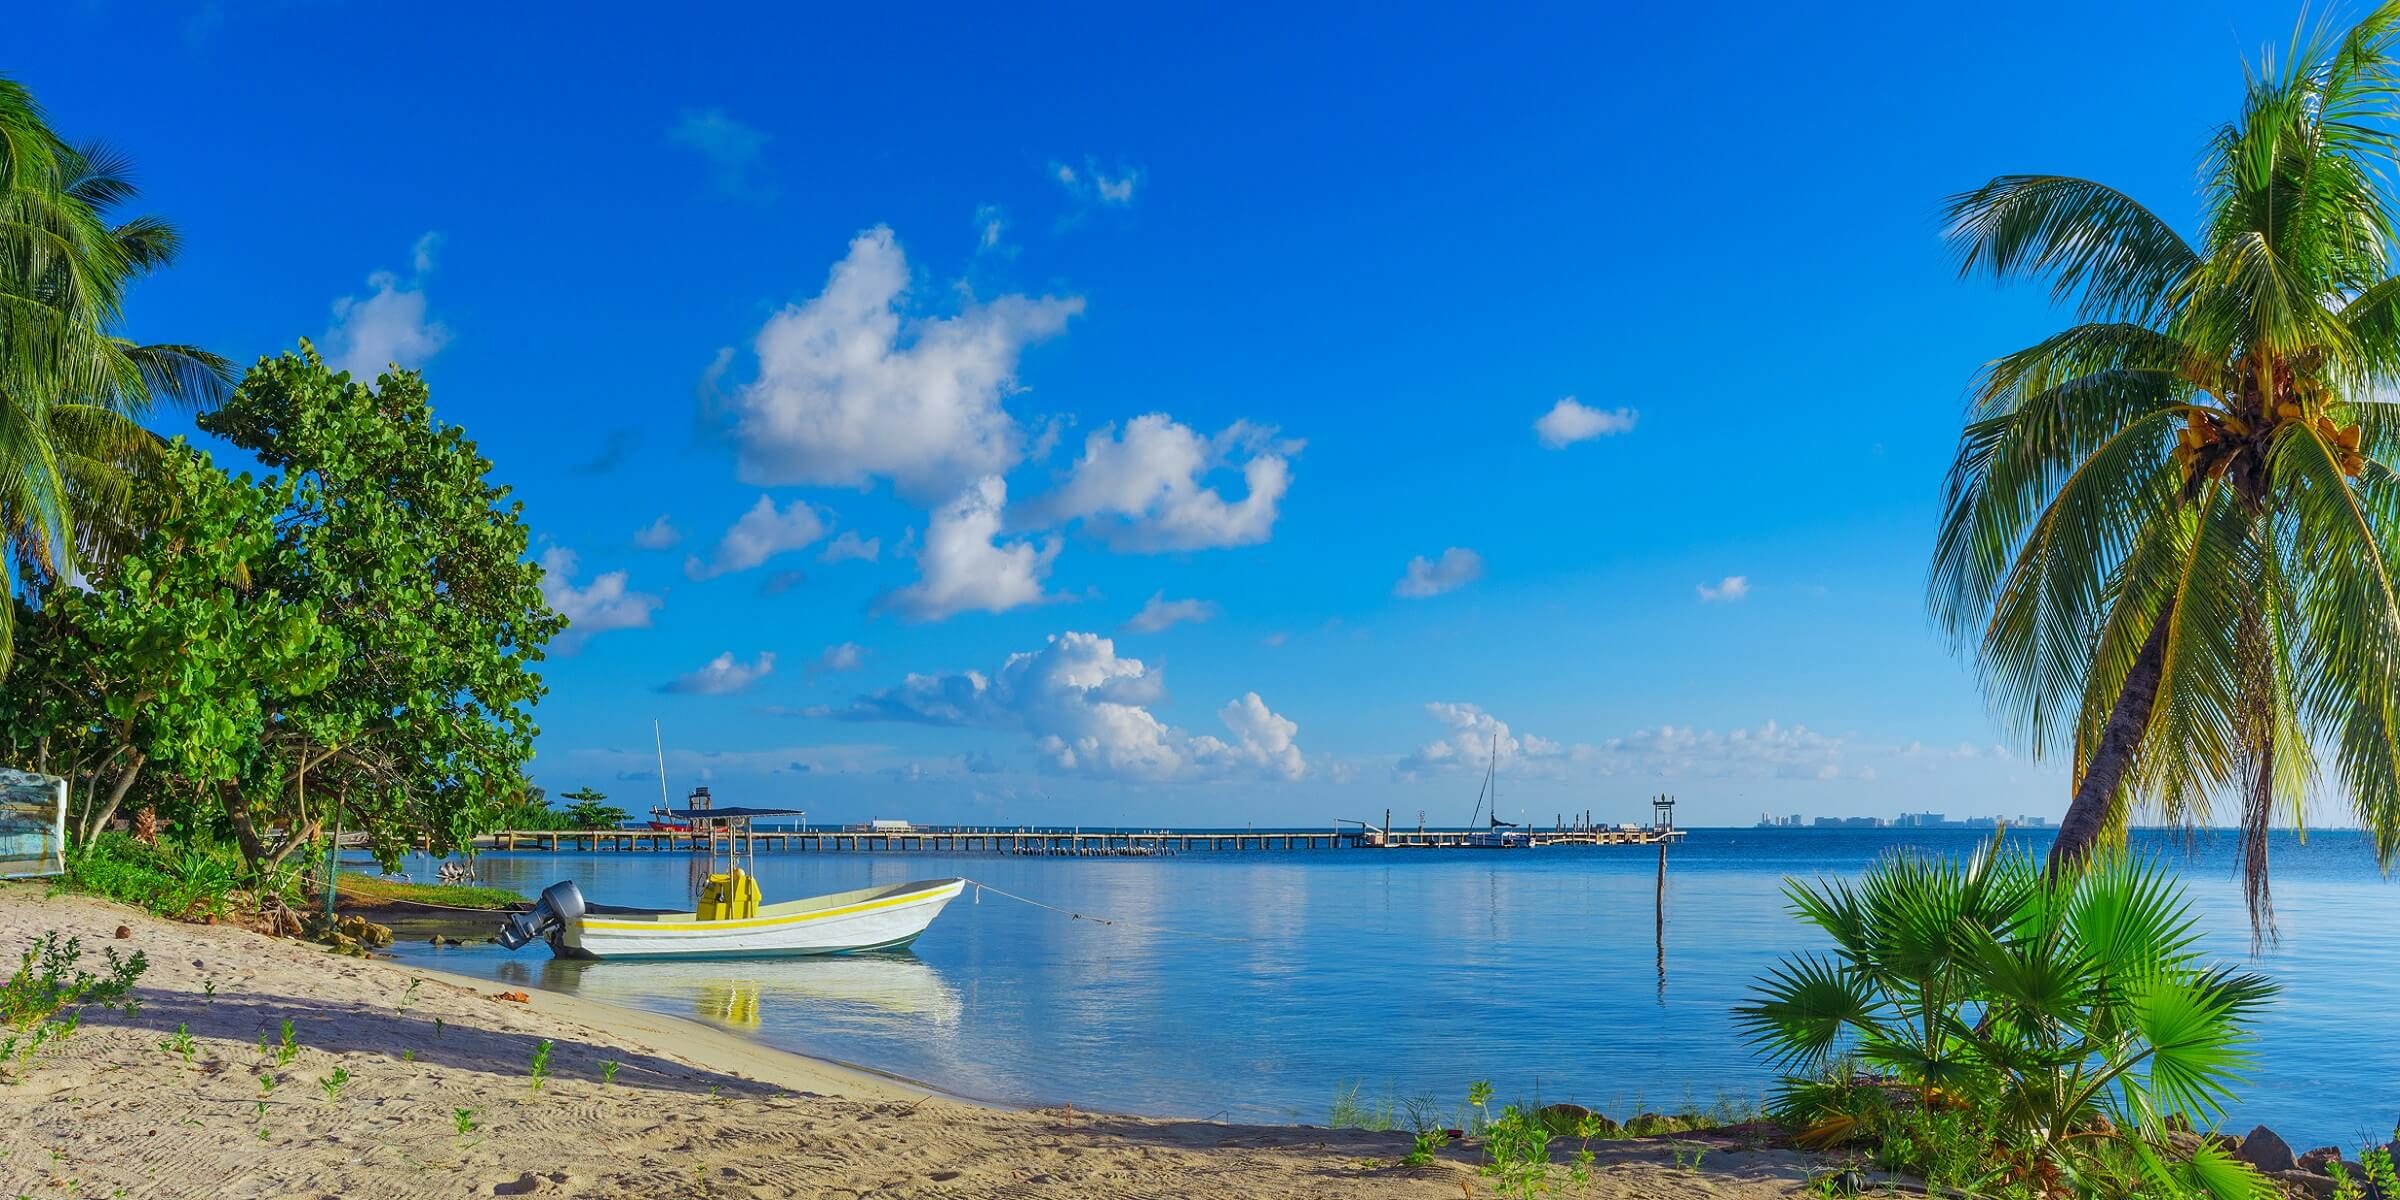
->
(698, 980, 760, 1028)
(532, 954, 964, 1029)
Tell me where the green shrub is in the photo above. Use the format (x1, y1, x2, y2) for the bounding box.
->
(0, 932, 147, 1074)
(61, 831, 302, 921)
(1478, 1102, 1555, 1199)
(1737, 837, 2276, 1198)
(2328, 1132, 2400, 1200)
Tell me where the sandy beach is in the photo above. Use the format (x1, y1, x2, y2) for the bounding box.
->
(0, 887, 1824, 1199)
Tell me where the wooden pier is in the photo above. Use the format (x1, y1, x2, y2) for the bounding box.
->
(1357, 826, 1686, 849)
(466, 821, 1683, 855)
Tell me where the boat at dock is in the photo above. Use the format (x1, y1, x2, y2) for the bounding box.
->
(1344, 742, 1686, 849)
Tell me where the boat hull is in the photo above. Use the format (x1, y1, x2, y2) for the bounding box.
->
(553, 878, 965, 961)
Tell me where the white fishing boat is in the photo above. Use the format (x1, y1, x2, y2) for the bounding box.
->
(496, 761, 966, 960)
(498, 875, 966, 960)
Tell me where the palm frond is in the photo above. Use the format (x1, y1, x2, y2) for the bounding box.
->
(1944, 176, 2200, 324)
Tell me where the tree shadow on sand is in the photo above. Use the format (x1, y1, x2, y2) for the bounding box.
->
(81, 991, 782, 1099)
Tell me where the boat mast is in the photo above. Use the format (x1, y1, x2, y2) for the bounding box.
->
(1466, 736, 1496, 829)
(1490, 738, 1498, 827)
(653, 720, 670, 818)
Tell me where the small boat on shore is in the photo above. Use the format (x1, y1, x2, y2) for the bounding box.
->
(508, 755, 966, 960)
(496, 874, 967, 960)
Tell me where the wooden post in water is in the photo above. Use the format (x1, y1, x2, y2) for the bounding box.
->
(1656, 837, 1667, 1001)
(1652, 793, 1673, 1002)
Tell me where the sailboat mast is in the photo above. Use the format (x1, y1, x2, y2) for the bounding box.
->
(1466, 736, 1497, 830)
(653, 720, 670, 815)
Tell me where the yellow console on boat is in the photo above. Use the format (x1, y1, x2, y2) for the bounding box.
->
(696, 869, 763, 920)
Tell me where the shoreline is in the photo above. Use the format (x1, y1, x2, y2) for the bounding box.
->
(0, 887, 1822, 1198)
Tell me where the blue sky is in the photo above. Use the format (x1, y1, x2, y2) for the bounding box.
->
(12, 1, 2340, 827)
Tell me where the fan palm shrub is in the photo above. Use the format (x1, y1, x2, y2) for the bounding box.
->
(1931, 4, 2400, 930)
(1737, 839, 2276, 1196)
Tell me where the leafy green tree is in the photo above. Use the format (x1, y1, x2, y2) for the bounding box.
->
(0, 447, 337, 843)
(558, 787, 628, 830)
(1931, 8, 2400, 923)
(193, 347, 564, 869)
(0, 77, 229, 672)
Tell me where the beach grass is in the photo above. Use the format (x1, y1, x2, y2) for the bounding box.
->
(335, 872, 524, 911)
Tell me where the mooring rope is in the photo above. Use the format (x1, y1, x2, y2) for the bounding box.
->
(961, 878, 1260, 944)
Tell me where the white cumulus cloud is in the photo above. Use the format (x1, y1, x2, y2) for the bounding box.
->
(879, 476, 1059, 621)
(539, 547, 662, 652)
(720, 226, 1082, 501)
(662, 651, 777, 696)
(1533, 397, 1638, 448)
(1697, 575, 1751, 603)
(828, 631, 1302, 782)
(1397, 703, 1579, 778)
(323, 234, 449, 380)
(687, 496, 826, 580)
(810, 642, 869, 674)
(1020, 415, 1294, 551)
(633, 515, 681, 550)
(1211, 692, 1303, 780)
(1394, 547, 1484, 598)
(820, 531, 881, 563)
(1120, 591, 1218, 633)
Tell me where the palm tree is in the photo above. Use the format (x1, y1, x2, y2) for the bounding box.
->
(0, 75, 227, 673)
(1932, 7, 2400, 930)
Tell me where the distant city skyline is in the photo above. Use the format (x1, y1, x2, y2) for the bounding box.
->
(1755, 811, 2053, 831)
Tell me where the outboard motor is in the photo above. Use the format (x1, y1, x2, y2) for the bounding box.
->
(496, 880, 586, 952)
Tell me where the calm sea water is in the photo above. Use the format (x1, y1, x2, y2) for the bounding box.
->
(376, 828, 2400, 1147)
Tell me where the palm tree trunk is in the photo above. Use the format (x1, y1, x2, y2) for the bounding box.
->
(2049, 600, 2175, 873)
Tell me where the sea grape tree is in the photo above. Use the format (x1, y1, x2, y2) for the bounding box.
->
(0, 447, 338, 844)
(194, 345, 564, 868)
